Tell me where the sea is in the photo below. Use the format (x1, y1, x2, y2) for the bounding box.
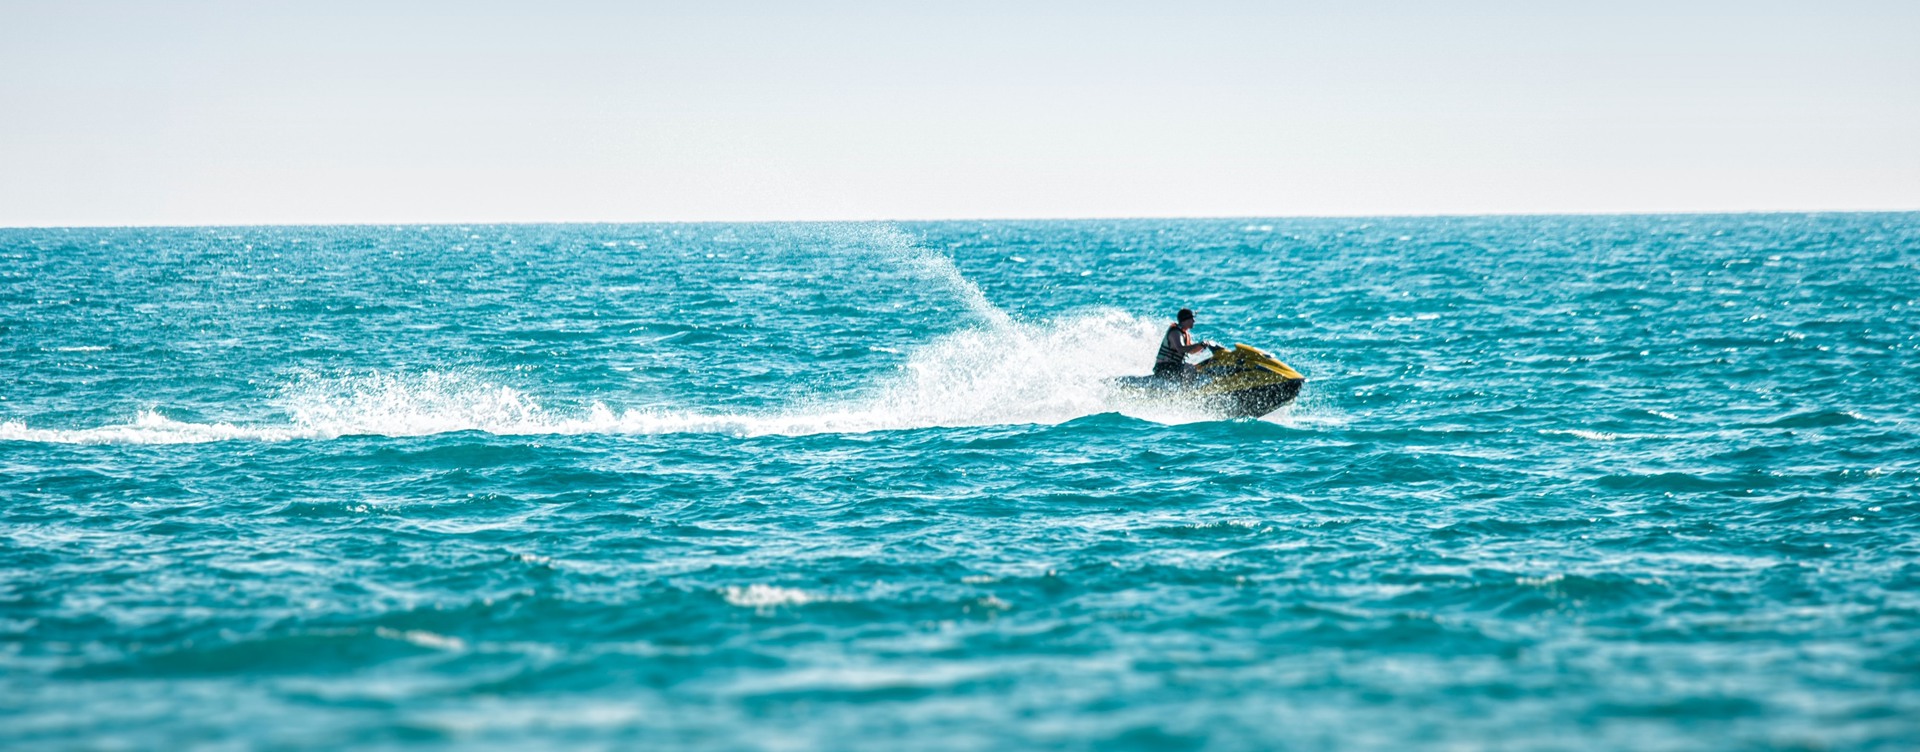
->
(3, 215, 1917, 750)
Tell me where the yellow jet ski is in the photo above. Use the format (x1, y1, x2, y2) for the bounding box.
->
(1112, 343, 1305, 418)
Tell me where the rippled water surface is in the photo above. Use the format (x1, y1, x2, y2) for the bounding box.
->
(4, 216, 1919, 749)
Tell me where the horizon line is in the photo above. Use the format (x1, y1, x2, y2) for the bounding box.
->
(4, 206, 1917, 231)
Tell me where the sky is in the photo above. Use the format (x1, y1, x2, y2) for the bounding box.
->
(1, 1, 1916, 226)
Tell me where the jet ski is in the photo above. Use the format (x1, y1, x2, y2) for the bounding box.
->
(1111, 343, 1305, 418)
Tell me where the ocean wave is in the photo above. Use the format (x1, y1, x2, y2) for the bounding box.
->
(1760, 409, 1867, 429)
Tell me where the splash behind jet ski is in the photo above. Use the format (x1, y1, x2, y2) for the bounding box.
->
(1111, 343, 1304, 419)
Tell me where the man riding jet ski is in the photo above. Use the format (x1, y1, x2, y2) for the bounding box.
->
(1154, 308, 1216, 380)
(1111, 307, 1306, 419)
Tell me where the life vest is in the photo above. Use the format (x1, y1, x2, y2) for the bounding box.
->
(1155, 323, 1189, 366)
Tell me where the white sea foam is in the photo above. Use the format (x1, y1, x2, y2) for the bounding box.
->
(376, 627, 468, 652)
(721, 584, 828, 608)
(1540, 428, 1665, 442)
(0, 411, 310, 445)
(278, 370, 579, 438)
(1543, 428, 1621, 441)
(1257, 394, 1347, 430)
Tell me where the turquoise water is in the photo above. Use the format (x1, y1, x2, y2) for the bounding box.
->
(3, 215, 1918, 749)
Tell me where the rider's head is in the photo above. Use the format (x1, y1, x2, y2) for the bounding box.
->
(1177, 308, 1194, 330)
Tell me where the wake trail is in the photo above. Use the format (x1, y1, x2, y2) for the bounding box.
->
(0, 309, 1190, 445)
(0, 228, 1316, 445)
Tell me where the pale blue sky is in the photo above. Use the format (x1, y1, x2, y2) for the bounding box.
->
(2, 1, 1915, 226)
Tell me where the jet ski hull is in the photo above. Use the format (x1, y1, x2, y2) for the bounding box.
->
(1110, 343, 1305, 419)
(1217, 378, 1303, 418)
